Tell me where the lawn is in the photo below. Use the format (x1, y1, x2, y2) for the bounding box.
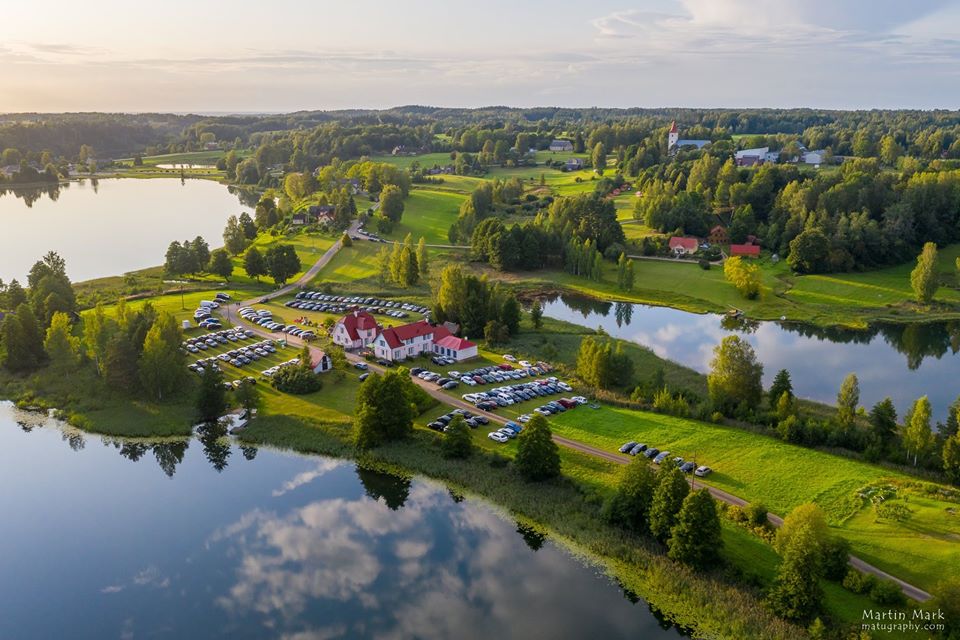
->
(380, 188, 466, 244)
(545, 403, 958, 592)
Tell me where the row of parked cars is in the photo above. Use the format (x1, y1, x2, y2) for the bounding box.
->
(455, 363, 553, 387)
(355, 228, 387, 243)
(461, 378, 574, 411)
(411, 368, 460, 391)
(517, 395, 588, 422)
(617, 441, 713, 477)
(182, 328, 257, 354)
(289, 292, 429, 320)
(239, 306, 317, 340)
(487, 420, 524, 443)
(188, 339, 282, 373)
(426, 408, 491, 432)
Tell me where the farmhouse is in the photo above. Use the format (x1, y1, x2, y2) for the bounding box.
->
(565, 158, 583, 171)
(667, 122, 710, 154)
(735, 147, 781, 167)
(308, 204, 335, 223)
(801, 150, 826, 165)
(311, 353, 333, 373)
(372, 319, 477, 362)
(668, 236, 699, 256)
(730, 243, 761, 257)
(549, 139, 574, 152)
(332, 310, 381, 350)
(291, 212, 308, 225)
(708, 225, 728, 245)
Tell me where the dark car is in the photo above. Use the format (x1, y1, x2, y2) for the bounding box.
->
(629, 443, 647, 456)
(643, 448, 660, 459)
(618, 441, 638, 453)
(354, 362, 368, 370)
(680, 461, 697, 474)
(410, 367, 425, 375)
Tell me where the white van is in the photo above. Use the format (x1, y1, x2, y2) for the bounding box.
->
(199, 300, 219, 309)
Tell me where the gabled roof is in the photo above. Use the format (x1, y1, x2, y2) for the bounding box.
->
(669, 237, 699, 251)
(435, 334, 476, 351)
(337, 310, 379, 341)
(710, 225, 727, 234)
(378, 319, 437, 348)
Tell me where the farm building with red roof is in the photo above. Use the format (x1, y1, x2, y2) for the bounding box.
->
(373, 319, 477, 362)
(730, 244, 761, 257)
(668, 237, 699, 256)
(332, 310, 381, 350)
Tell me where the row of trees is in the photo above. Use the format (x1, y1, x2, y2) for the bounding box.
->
(576, 334, 635, 390)
(376, 234, 428, 289)
(605, 458, 723, 570)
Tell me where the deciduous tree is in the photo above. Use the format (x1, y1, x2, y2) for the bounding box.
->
(910, 242, 939, 304)
(668, 489, 722, 569)
(648, 464, 689, 543)
(515, 413, 560, 481)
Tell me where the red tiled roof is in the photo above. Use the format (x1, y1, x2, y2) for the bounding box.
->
(337, 310, 379, 341)
(379, 319, 437, 349)
(669, 237, 699, 251)
(669, 121, 678, 133)
(435, 334, 475, 351)
(730, 244, 761, 256)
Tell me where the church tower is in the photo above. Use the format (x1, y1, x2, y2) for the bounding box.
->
(667, 121, 679, 150)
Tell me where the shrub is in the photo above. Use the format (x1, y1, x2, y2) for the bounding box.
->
(441, 416, 474, 459)
(272, 366, 322, 394)
(745, 502, 768, 527)
(842, 569, 877, 594)
(698, 259, 711, 270)
(870, 579, 906, 606)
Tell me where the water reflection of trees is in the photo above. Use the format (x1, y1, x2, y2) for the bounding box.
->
(197, 422, 232, 472)
(0, 184, 63, 207)
(515, 521, 547, 551)
(780, 320, 960, 370)
(356, 466, 411, 510)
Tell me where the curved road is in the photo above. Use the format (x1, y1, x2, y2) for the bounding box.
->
(218, 232, 933, 604)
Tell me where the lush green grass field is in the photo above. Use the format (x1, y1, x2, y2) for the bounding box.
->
(381, 189, 466, 244)
(545, 404, 958, 592)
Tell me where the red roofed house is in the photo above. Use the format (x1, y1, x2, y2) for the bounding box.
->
(373, 319, 477, 362)
(730, 244, 761, 258)
(332, 310, 381, 350)
(668, 236, 699, 256)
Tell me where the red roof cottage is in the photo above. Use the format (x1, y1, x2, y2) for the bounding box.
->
(668, 237, 699, 256)
(331, 310, 381, 350)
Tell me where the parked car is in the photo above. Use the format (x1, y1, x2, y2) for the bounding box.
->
(354, 362, 368, 370)
(629, 443, 647, 456)
(643, 448, 660, 459)
(487, 431, 509, 443)
(694, 466, 713, 477)
(619, 441, 638, 453)
(680, 461, 697, 474)
(653, 451, 671, 464)
(358, 373, 370, 381)
(503, 354, 516, 362)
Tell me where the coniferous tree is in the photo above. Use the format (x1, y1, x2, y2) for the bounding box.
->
(668, 489, 722, 569)
(530, 299, 543, 330)
(649, 464, 690, 543)
(515, 414, 560, 481)
(910, 242, 939, 304)
(441, 415, 474, 459)
(769, 369, 793, 406)
(196, 365, 227, 422)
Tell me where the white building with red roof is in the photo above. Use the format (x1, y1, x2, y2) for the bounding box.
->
(332, 310, 381, 350)
(372, 319, 477, 362)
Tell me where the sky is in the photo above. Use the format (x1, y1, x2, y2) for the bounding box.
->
(2, 0, 960, 113)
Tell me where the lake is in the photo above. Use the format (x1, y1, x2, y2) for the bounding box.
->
(0, 402, 687, 639)
(540, 294, 960, 423)
(0, 179, 252, 283)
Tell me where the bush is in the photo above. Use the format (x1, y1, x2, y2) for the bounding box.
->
(870, 579, 906, 606)
(821, 537, 852, 581)
(441, 416, 474, 459)
(698, 259, 711, 270)
(745, 502, 768, 527)
(842, 569, 877, 595)
(271, 366, 322, 394)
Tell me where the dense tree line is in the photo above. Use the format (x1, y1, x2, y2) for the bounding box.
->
(431, 265, 521, 340)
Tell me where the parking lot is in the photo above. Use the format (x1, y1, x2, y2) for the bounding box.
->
(616, 439, 714, 477)
(182, 327, 298, 388)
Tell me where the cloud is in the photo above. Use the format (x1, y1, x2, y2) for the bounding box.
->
(272, 459, 342, 497)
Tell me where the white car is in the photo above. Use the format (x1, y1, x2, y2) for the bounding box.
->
(518, 360, 532, 368)
(694, 466, 713, 477)
(487, 431, 509, 443)
(517, 414, 532, 423)
(503, 354, 517, 362)
(557, 382, 573, 392)
(571, 396, 588, 405)
(461, 377, 477, 386)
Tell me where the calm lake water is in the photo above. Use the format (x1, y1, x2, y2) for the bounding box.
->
(0, 402, 687, 640)
(541, 294, 960, 423)
(0, 179, 252, 283)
